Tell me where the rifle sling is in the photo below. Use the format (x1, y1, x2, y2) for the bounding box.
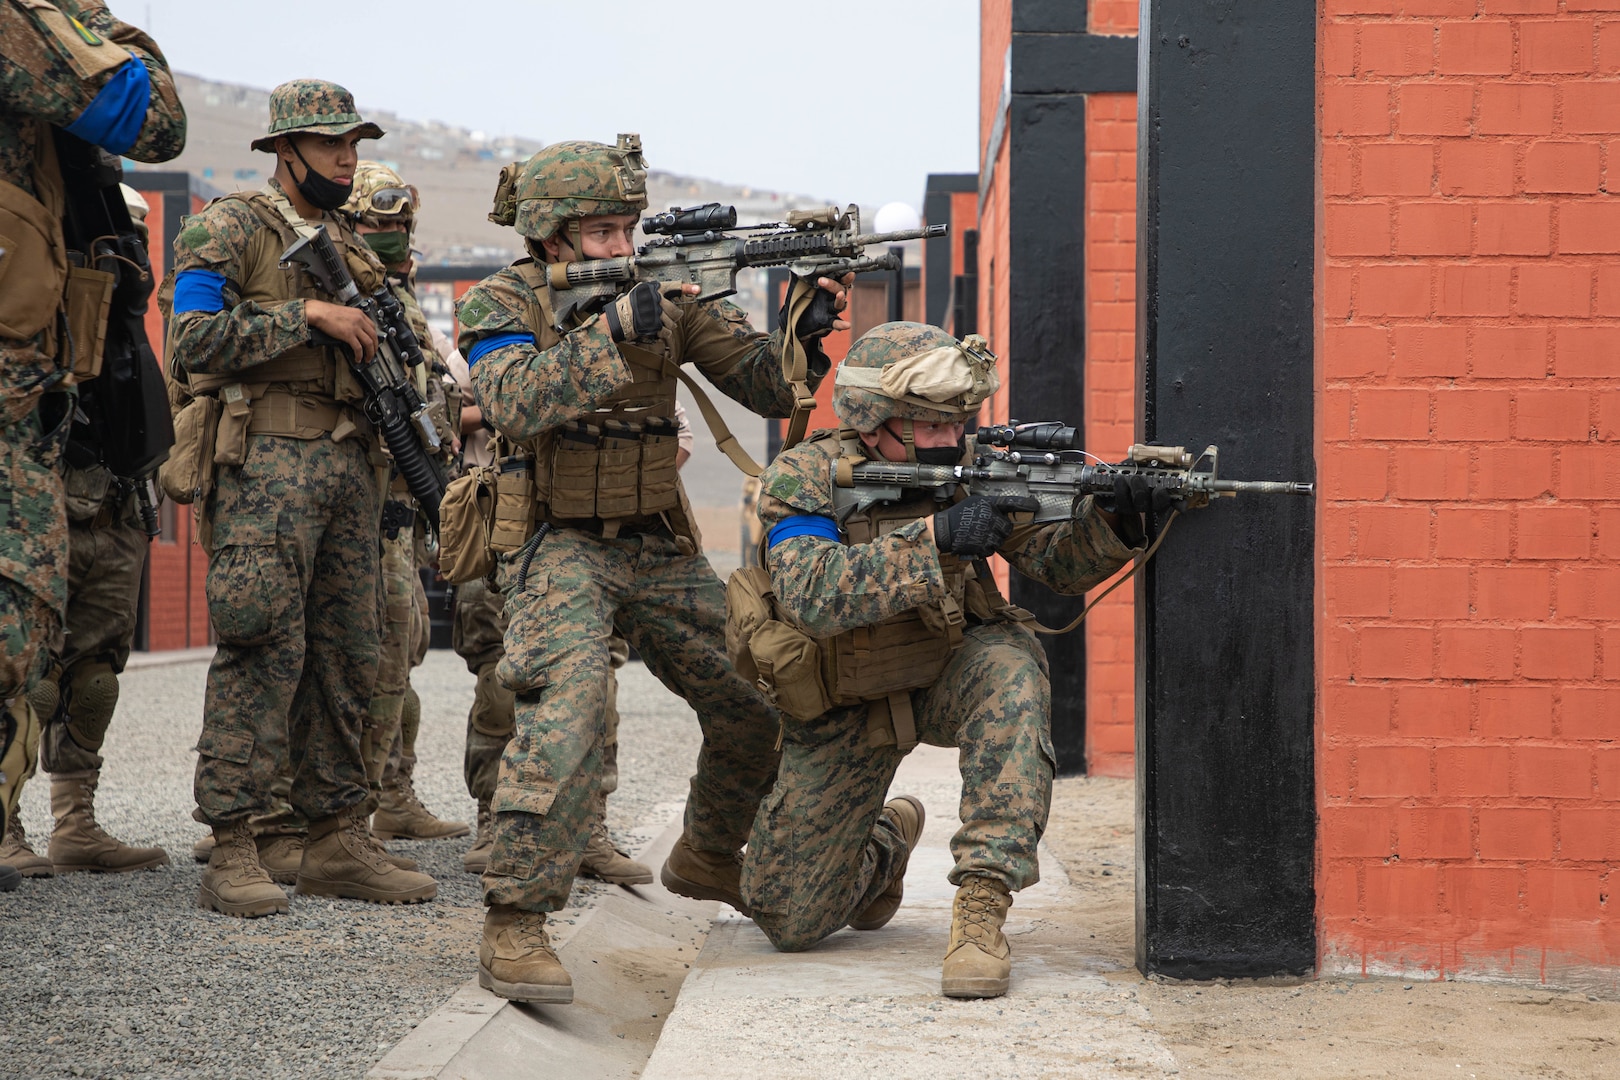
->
(778, 276, 821, 453)
(1026, 511, 1180, 636)
(660, 358, 761, 477)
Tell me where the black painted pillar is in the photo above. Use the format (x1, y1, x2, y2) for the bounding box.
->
(1135, 3, 1318, 977)
(1002, 0, 1134, 774)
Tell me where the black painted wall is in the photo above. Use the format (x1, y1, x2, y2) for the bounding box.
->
(923, 173, 976, 329)
(1135, 3, 1318, 977)
(1000, 1, 1135, 774)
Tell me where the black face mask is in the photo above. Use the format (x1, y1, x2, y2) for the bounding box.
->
(289, 140, 353, 212)
(915, 442, 964, 467)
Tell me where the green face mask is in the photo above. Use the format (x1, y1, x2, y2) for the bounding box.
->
(364, 230, 411, 267)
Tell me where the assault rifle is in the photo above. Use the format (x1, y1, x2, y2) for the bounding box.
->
(545, 201, 946, 327)
(834, 423, 1314, 522)
(280, 226, 448, 528)
(54, 130, 173, 536)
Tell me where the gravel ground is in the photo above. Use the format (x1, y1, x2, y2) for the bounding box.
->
(0, 647, 704, 1079)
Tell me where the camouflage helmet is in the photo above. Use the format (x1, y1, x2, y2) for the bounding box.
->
(832, 322, 1001, 433)
(250, 79, 385, 153)
(344, 160, 417, 226)
(489, 134, 648, 242)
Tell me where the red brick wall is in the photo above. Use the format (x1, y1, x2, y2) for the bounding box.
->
(1085, 92, 1139, 777)
(1320, 2, 1620, 985)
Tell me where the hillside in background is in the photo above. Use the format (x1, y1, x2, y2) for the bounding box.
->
(134, 73, 842, 265)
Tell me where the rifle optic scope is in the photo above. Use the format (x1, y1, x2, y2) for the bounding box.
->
(979, 422, 1080, 451)
(644, 202, 738, 236)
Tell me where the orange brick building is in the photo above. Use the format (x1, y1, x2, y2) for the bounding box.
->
(965, 0, 1618, 987)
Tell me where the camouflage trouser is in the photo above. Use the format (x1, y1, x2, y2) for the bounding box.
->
(740, 621, 1055, 952)
(40, 503, 148, 774)
(363, 521, 415, 786)
(453, 575, 512, 803)
(380, 559, 430, 784)
(193, 434, 381, 828)
(0, 406, 68, 703)
(485, 527, 779, 912)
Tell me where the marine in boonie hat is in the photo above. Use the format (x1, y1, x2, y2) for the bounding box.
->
(250, 79, 384, 153)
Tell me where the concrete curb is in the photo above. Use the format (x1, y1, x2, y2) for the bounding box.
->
(125, 646, 215, 670)
(367, 803, 717, 1080)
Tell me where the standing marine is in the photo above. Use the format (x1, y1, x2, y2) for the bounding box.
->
(0, 0, 185, 874)
(163, 80, 435, 917)
(456, 133, 844, 1003)
(734, 322, 1147, 998)
(2, 184, 171, 879)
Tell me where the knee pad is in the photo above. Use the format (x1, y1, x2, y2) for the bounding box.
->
(25, 665, 61, 728)
(470, 664, 515, 738)
(63, 661, 118, 753)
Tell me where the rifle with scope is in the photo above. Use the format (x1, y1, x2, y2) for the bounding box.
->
(279, 226, 448, 528)
(545, 201, 945, 327)
(834, 422, 1315, 524)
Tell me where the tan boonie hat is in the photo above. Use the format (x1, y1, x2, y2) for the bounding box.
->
(251, 79, 385, 153)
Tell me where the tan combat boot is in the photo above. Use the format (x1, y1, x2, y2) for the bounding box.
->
(296, 810, 437, 904)
(48, 770, 169, 873)
(849, 795, 926, 931)
(255, 833, 306, 885)
(198, 820, 289, 918)
(1, 811, 55, 878)
(660, 832, 750, 915)
(372, 770, 469, 841)
(941, 874, 1015, 999)
(479, 904, 572, 1004)
(579, 819, 653, 885)
(463, 799, 493, 875)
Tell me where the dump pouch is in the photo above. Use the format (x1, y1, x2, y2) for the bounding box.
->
(62, 265, 113, 383)
(438, 464, 498, 584)
(0, 176, 66, 342)
(724, 564, 777, 684)
(158, 393, 221, 505)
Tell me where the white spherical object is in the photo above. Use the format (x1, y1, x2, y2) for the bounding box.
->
(873, 201, 921, 234)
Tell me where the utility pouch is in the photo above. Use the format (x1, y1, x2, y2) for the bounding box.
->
(158, 394, 221, 504)
(0, 176, 67, 342)
(824, 612, 956, 705)
(490, 452, 536, 553)
(213, 383, 253, 466)
(548, 422, 599, 519)
(62, 265, 113, 383)
(638, 416, 682, 515)
(724, 564, 777, 684)
(596, 420, 642, 519)
(749, 619, 833, 722)
(438, 464, 497, 584)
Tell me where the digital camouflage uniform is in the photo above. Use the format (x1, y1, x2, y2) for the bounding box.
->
(735, 323, 1139, 983)
(0, 1, 184, 830)
(457, 134, 827, 918)
(166, 88, 387, 835)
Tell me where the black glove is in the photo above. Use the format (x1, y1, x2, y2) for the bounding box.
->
(779, 275, 839, 342)
(933, 494, 1041, 559)
(1094, 475, 1174, 548)
(605, 281, 679, 346)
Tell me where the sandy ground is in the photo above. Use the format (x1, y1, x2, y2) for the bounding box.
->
(1040, 775, 1620, 1079)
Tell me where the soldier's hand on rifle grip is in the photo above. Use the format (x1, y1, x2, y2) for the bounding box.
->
(933, 494, 1041, 559)
(306, 300, 378, 362)
(606, 281, 681, 347)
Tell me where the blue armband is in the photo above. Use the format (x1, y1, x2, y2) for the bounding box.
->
(768, 515, 842, 548)
(172, 269, 227, 314)
(63, 58, 152, 156)
(467, 331, 535, 367)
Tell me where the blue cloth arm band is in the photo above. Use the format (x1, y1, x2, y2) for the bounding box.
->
(768, 515, 842, 548)
(64, 58, 152, 156)
(467, 331, 535, 367)
(172, 269, 227, 315)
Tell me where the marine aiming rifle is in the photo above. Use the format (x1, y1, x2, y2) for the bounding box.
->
(833, 423, 1315, 633)
(545, 201, 946, 327)
(279, 225, 448, 528)
(54, 130, 173, 537)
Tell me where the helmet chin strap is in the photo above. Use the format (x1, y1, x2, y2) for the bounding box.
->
(869, 418, 917, 463)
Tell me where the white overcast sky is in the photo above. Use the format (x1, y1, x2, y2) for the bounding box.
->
(131, 0, 982, 210)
